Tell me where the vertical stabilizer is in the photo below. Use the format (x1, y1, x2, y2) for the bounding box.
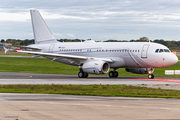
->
(30, 10, 57, 44)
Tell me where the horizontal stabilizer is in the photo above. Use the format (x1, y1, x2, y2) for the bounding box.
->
(20, 46, 42, 50)
(4, 47, 9, 54)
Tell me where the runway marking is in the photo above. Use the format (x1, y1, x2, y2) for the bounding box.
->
(132, 78, 180, 83)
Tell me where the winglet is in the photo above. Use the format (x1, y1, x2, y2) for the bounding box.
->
(30, 10, 58, 44)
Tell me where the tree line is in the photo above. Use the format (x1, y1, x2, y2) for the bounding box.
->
(1, 37, 180, 50)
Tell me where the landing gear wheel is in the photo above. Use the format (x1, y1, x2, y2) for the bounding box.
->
(114, 71, 118, 78)
(109, 71, 114, 78)
(109, 71, 118, 78)
(148, 74, 154, 79)
(84, 72, 89, 78)
(78, 71, 89, 78)
(78, 72, 84, 78)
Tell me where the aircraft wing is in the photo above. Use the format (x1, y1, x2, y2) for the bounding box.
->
(17, 50, 113, 62)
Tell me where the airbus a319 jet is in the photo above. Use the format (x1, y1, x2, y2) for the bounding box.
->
(18, 10, 178, 79)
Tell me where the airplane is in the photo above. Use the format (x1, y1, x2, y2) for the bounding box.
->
(17, 10, 178, 79)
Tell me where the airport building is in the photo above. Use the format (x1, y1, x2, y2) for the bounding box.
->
(0, 42, 12, 50)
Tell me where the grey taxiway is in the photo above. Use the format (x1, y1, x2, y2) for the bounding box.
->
(0, 93, 180, 120)
(0, 72, 180, 90)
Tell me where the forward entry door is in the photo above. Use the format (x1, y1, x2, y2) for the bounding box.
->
(141, 44, 149, 58)
(49, 44, 55, 53)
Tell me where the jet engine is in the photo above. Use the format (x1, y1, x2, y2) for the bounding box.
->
(125, 68, 148, 74)
(82, 61, 110, 74)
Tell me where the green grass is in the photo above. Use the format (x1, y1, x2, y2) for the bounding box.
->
(0, 57, 78, 74)
(0, 84, 179, 98)
(0, 57, 180, 77)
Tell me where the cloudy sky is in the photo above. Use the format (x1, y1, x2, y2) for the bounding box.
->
(1, 0, 180, 41)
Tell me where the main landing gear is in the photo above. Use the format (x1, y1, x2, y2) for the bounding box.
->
(78, 71, 89, 78)
(78, 66, 89, 78)
(109, 70, 118, 78)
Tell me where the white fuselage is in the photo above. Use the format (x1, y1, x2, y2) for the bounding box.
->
(28, 41, 178, 69)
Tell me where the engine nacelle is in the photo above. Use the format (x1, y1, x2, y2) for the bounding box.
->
(125, 68, 148, 74)
(82, 61, 110, 74)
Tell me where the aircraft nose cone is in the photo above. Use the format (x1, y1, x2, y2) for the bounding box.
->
(174, 55, 178, 63)
(169, 54, 178, 66)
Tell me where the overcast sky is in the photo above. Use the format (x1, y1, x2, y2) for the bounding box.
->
(1, 0, 180, 41)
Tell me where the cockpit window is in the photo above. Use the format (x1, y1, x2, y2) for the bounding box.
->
(155, 49, 159, 53)
(164, 49, 170, 52)
(159, 49, 164, 53)
(155, 49, 171, 53)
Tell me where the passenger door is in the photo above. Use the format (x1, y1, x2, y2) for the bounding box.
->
(49, 44, 55, 53)
(141, 44, 149, 58)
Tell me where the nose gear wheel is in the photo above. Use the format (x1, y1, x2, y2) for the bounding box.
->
(148, 74, 154, 79)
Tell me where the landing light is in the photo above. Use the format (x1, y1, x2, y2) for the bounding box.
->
(148, 71, 152, 74)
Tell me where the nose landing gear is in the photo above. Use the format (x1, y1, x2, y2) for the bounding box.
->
(147, 68, 154, 79)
